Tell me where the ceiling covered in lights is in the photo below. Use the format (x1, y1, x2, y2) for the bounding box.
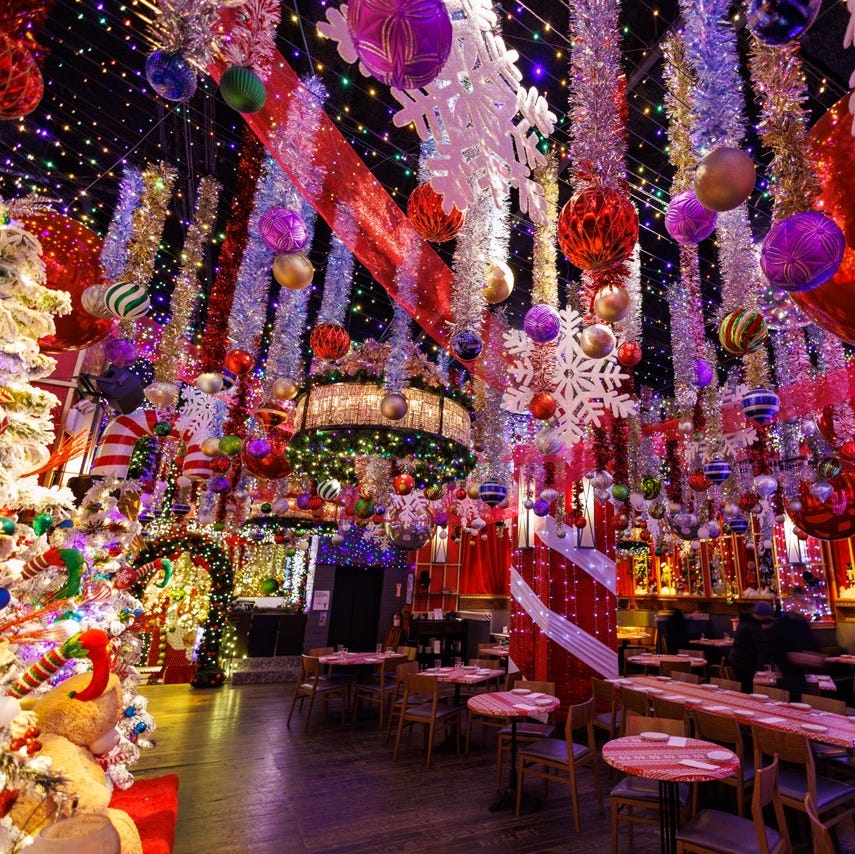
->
(0, 0, 852, 395)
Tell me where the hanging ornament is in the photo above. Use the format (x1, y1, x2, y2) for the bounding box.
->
(483, 260, 514, 304)
(0, 33, 43, 119)
(103, 337, 138, 367)
(245, 438, 272, 458)
(451, 329, 483, 362)
(317, 479, 342, 501)
(760, 211, 845, 293)
(272, 253, 313, 290)
(144, 381, 179, 409)
(104, 281, 150, 319)
(593, 284, 630, 323)
(145, 50, 197, 102)
(557, 186, 638, 270)
(617, 341, 642, 367)
(718, 309, 769, 356)
(385, 514, 433, 549)
(665, 189, 717, 244)
(271, 376, 300, 401)
(219, 435, 243, 456)
(346, 0, 453, 89)
(528, 391, 557, 421)
(354, 497, 375, 519)
(241, 432, 292, 479)
(310, 323, 351, 360)
(200, 438, 222, 457)
(726, 516, 749, 534)
(788, 472, 855, 539)
(224, 348, 255, 375)
(694, 359, 714, 388)
(479, 482, 507, 506)
(611, 483, 629, 502)
(393, 473, 415, 495)
(258, 208, 309, 254)
(534, 425, 564, 455)
(466, 481, 482, 500)
(253, 400, 291, 432)
(423, 484, 445, 501)
(380, 391, 409, 420)
(406, 182, 465, 243)
(579, 324, 616, 359)
(740, 388, 780, 426)
(693, 148, 756, 212)
(688, 470, 712, 492)
(196, 372, 225, 395)
(747, 0, 821, 45)
(738, 492, 760, 512)
(523, 304, 561, 344)
(640, 476, 661, 500)
(702, 459, 732, 485)
(816, 457, 842, 481)
(753, 474, 778, 499)
(81, 285, 113, 319)
(220, 66, 266, 113)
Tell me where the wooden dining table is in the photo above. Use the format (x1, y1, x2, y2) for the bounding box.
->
(422, 665, 505, 704)
(625, 653, 707, 671)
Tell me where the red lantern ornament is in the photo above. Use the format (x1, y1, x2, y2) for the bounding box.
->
(786, 473, 855, 540)
(558, 186, 639, 270)
(528, 391, 557, 421)
(310, 323, 351, 361)
(688, 470, 712, 492)
(454, 487, 467, 501)
(0, 34, 43, 119)
(393, 473, 415, 495)
(240, 433, 292, 480)
(19, 213, 115, 352)
(406, 182, 465, 243)
(223, 348, 254, 376)
(617, 341, 642, 367)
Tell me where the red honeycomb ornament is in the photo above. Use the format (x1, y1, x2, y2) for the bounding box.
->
(310, 323, 351, 361)
(558, 186, 638, 270)
(0, 35, 43, 119)
(406, 182, 465, 243)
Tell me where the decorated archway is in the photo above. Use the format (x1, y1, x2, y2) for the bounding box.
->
(133, 534, 234, 688)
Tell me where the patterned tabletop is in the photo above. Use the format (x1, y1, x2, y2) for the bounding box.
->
(318, 652, 404, 666)
(691, 638, 733, 648)
(423, 666, 504, 684)
(626, 654, 707, 669)
(603, 735, 739, 783)
(826, 655, 855, 665)
(467, 689, 560, 719)
(612, 675, 855, 749)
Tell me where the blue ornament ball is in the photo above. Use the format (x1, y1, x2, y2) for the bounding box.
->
(124, 706, 137, 718)
(747, 0, 821, 45)
(0, 588, 9, 610)
(741, 387, 780, 426)
(133, 721, 147, 734)
(145, 50, 198, 102)
(451, 329, 483, 362)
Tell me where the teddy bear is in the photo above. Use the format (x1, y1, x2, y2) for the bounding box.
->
(9, 672, 142, 853)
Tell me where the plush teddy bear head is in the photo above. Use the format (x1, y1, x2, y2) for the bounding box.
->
(35, 672, 123, 747)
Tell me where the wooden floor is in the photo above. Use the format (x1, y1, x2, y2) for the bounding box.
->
(135, 682, 855, 854)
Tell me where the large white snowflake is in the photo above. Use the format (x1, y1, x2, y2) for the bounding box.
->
(720, 382, 759, 459)
(318, 0, 556, 222)
(503, 307, 636, 447)
(389, 491, 431, 524)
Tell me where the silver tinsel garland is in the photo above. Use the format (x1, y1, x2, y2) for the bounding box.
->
(449, 190, 491, 338)
(100, 167, 143, 283)
(316, 203, 356, 327)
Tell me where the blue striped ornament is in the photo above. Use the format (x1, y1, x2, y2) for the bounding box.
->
(104, 281, 150, 319)
(702, 459, 732, 485)
(726, 516, 749, 535)
(317, 479, 342, 501)
(479, 482, 507, 507)
(741, 388, 780, 426)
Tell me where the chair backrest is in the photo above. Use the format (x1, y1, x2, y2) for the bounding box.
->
(565, 697, 596, 758)
(670, 670, 702, 685)
(692, 708, 743, 757)
(752, 723, 816, 803)
(520, 680, 556, 695)
(384, 627, 402, 650)
(591, 676, 616, 709)
(308, 647, 333, 656)
(403, 672, 439, 703)
(625, 712, 685, 737)
(504, 670, 524, 691)
(397, 645, 418, 661)
(478, 643, 499, 655)
(651, 695, 689, 726)
(301, 654, 321, 680)
(757, 686, 789, 701)
(711, 678, 741, 691)
(751, 758, 791, 854)
(620, 687, 651, 727)
(710, 663, 736, 681)
(471, 659, 498, 669)
(660, 659, 692, 677)
(395, 660, 419, 687)
(804, 693, 845, 715)
(805, 792, 837, 854)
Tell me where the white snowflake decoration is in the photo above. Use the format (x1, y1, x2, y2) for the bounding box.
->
(720, 382, 758, 459)
(389, 491, 430, 524)
(318, 0, 556, 221)
(503, 307, 635, 447)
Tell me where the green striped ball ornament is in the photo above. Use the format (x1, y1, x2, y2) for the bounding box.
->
(717, 309, 768, 356)
(220, 66, 266, 114)
(104, 281, 150, 319)
(317, 479, 342, 502)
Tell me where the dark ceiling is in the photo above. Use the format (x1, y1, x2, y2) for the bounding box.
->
(0, 0, 851, 396)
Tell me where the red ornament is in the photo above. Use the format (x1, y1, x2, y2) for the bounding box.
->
(688, 470, 711, 492)
(240, 433, 292, 480)
(393, 473, 415, 495)
(455, 487, 467, 501)
(310, 323, 351, 361)
(307, 495, 324, 511)
(817, 401, 855, 465)
(406, 182, 465, 243)
(223, 348, 254, 375)
(558, 186, 638, 270)
(786, 473, 855, 540)
(738, 492, 759, 513)
(0, 34, 43, 119)
(20, 213, 115, 352)
(528, 391, 557, 421)
(617, 341, 642, 367)
(209, 456, 231, 474)
(253, 400, 291, 433)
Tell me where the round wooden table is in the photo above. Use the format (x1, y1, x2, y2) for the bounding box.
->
(602, 734, 739, 854)
(467, 689, 560, 811)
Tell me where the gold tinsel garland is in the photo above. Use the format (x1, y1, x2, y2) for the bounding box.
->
(119, 162, 178, 338)
(531, 155, 559, 308)
(155, 176, 221, 384)
(748, 41, 820, 221)
(662, 34, 698, 193)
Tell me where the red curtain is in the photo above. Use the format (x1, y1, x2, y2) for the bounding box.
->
(459, 523, 511, 595)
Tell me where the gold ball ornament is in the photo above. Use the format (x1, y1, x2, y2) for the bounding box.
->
(594, 284, 630, 323)
(693, 148, 756, 212)
(380, 391, 408, 420)
(467, 482, 482, 500)
(272, 252, 313, 290)
(196, 372, 224, 395)
(200, 437, 222, 457)
(271, 376, 299, 401)
(579, 324, 616, 359)
(483, 259, 514, 304)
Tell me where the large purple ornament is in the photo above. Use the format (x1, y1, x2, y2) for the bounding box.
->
(145, 50, 197, 102)
(747, 0, 821, 45)
(258, 208, 309, 254)
(210, 476, 231, 494)
(694, 359, 714, 389)
(524, 304, 561, 344)
(664, 190, 717, 245)
(760, 211, 845, 293)
(532, 498, 551, 517)
(103, 338, 138, 368)
(296, 492, 312, 510)
(347, 0, 452, 89)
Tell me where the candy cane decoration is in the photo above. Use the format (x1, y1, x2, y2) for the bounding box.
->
(7, 631, 103, 698)
(69, 629, 112, 702)
(113, 557, 173, 590)
(15, 547, 85, 601)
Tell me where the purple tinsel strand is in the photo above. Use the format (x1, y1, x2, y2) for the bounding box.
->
(100, 167, 144, 282)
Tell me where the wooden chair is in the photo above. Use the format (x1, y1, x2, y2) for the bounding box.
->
(515, 697, 603, 832)
(671, 670, 702, 685)
(651, 694, 691, 735)
(752, 722, 855, 830)
(592, 677, 621, 740)
(287, 655, 349, 733)
(710, 678, 741, 691)
(464, 670, 522, 753)
(396, 645, 418, 662)
(383, 627, 402, 651)
(393, 672, 462, 770)
(691, 707, 754, 817)
(755, 686, 789, 702)
(496, 680, 556, 789)
(623, 646, 650, 675)
(351, 654, 399, 729)
(610, 715, 690, 854)
(805, 792, 838, 854)
(619, 687, 650, 733)
(710, 663, 736, 682)
(385, 661, 421, 742)
(661, 659, 693, 678)
(675, 756, 790, 854)
(803, 693, 845, 714)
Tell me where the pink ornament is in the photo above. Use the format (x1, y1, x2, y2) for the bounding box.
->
(103, 338, 138, 367)
(347, 0, 452, 89)
(760, 211, 845, 293)
(524, 304, 561, 344)
(665, 190, 717, 244)
(258, 208, 309, 254)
